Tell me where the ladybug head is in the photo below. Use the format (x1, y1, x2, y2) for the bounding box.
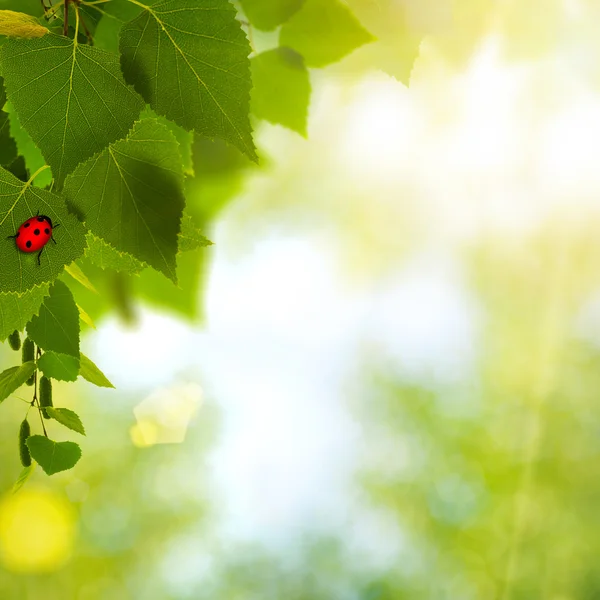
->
(35, 215, 53, 228)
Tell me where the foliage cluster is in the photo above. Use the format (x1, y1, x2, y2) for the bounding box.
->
(0, 0, 375, 479)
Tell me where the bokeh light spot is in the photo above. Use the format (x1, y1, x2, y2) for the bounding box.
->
(0, 487, 75, 573)
(132, 382, 203, 446)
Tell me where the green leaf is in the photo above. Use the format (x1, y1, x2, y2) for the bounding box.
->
(12, 463, 35, 494)
(92, 0, 143, 53)
(185, 135, 254, 224)
(136, 246, 204, 319)
(84, 233, 145, 275)
(0, 284, 49, 341)
(26, 280, 80, 358)
(37, 351, 79, 382)
(6, 101, 51, 187)
(64, 262, 98, 294)
(79, 352, 114, 388)
(84, 215, 210, 275)
(0, 361, 35, 403)
(279, 0, 374, 67)
(239, 0, 305, 30)
(76, 4, 104, 41)
(26, 435, 81, 475)
(46, 407, 86, 436)
(178, 215, 212, 252)
(343, 0, 422, 85)
(251, 47, 310, 136)
(140, 106, 194, 176)
(5, 155, 27, 181)
(1, 33, 144, 186)
(63, 119, 185, 282)
(0, 166, 87, 293)
(0, 1, 41, 19)
(0, 108, 17, 166)
(120, 0, 257, 160)
(158, 117, 194, 177)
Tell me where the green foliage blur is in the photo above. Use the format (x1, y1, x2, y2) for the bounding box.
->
(1, 0, 600, 599)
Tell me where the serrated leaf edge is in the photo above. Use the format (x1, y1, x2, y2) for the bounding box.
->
(0, 284, 51, 341)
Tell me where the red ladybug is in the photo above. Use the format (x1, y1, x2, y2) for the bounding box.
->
(9, 213, 60, 265)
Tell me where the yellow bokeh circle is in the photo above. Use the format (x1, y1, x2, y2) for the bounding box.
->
(0, 487, 76, 573)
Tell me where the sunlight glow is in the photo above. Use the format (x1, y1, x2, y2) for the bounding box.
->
(132, 382, 203, 446)
(85, 11, 600, 587)
(0, 488, 75, 573)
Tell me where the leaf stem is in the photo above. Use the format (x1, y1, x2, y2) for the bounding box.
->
(27, 165, 51, 188)
(14, 396, 32, 405)
(32, 346, 48, 438)
(63, 0, 69, 36)
(73, 0, 80, 40)
(76, 3, 94, 44)
(126, 0, 149, 11)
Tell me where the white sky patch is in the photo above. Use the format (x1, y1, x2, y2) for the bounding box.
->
(86, 311, 201, 392)
(363, 250, 481, 385)
(339, 73, 422, 186)
(200, 234, 367, 546)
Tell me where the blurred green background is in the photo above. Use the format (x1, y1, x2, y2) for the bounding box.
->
(2, 0, 600, 598)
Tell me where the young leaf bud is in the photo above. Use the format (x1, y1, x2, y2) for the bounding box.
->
(22, 338, 35, 386)
(8, 330, 20, 351)
(39, 376, 53, 419)
(19, 419, 31, 467)
(22, 337, 34, 362)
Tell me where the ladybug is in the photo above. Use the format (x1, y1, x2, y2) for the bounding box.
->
(8, 212, 60, 265)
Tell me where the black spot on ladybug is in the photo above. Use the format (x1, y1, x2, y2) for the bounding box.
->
(37, 217, 45, 222)
(24, 222, 30, 228)
(15, 232, 19, 238)
(34, 229, 40, 235)
(25, 240, 31, 249)
(45, 228, 49, 234)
